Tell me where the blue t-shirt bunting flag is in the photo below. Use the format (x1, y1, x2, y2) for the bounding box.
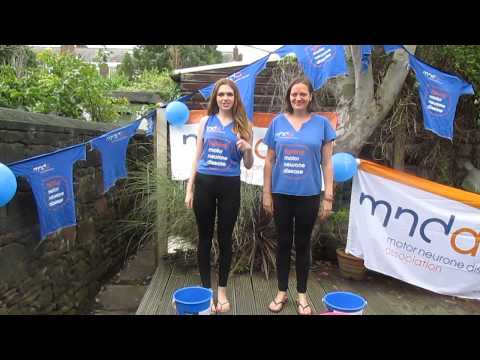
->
(383, 45, 403, 54)
(263, 114, 336, 196)
(198, 55, 269, 121)
(196, 115, 244, 177)
(176, 94, 194, 103)
(90, 119, 141, 193)
(360, 45, 373, 72)
(275, 45, 348, 90)
(8, 144, 86, 240)
(145, 110, 156, 137)
(409, 55, 475, 140)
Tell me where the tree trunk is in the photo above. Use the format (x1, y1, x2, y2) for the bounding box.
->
(312, 45, 417, 243)
(334, 45, 417, 155)
(392, 119, 406, 170)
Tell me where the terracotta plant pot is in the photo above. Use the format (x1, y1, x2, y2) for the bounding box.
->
(336, 248, 367, 280)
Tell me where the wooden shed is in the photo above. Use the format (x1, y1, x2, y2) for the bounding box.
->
(170, 58, 338, 114)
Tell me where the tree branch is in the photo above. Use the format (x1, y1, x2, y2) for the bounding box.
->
(335, 45, 417, 155)
(326, 45, 355, 103)
(351, 45, 374, 114)
(375, 45, 417, 119)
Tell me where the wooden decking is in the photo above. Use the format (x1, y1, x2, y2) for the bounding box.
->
(136, 260, 480, 315)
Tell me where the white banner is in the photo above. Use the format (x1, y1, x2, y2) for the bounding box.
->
(170, 123, 199, 181)
(347, 160, 480, 300)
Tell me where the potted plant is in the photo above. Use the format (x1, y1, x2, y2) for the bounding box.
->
(328, 207, 367, 280)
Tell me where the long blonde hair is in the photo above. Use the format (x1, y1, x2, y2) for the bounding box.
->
(207, 78, 252, 141)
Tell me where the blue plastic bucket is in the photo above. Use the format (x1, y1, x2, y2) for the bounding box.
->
(322, 291, 367, 315)
(172, 286, 213, 315)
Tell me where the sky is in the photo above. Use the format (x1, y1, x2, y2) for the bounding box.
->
(36, 45, 282, 63)
(100, 45, 283, 63)
(217, 45, 282, 62)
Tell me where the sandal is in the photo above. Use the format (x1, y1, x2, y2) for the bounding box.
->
(216, 300, 231, 313)
(296, 301, 312, 315)
(268, 296, 288, 313)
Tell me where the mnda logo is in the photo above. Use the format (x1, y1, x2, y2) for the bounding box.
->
(359, 192, 479, 257)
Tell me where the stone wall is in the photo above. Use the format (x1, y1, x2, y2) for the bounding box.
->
(0, 108, 152, 314)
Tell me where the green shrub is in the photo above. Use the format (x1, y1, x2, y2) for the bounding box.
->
(0, 50, 128, 122)
(119, 69, 180, 101)
(115, 155, 280, 275)
(324, 207, 350, 248)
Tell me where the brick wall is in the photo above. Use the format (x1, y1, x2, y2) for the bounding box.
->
(0, 108, 152, 314)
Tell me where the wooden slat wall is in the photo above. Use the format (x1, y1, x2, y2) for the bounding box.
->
(175, 61, 338, 113)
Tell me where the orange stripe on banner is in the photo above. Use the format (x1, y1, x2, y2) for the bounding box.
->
(187, 110, 208, 124)
(187, 110, 338, 129)
(359, 160, 480, 209)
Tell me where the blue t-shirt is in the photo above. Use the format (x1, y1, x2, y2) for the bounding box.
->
(263, 113, 336, 196)
(384, 45, 403, 54)
(90, 119, 141, 193)
(199, 56, 268, 121)
(197, 115, 243, 177)
(409, 55, 475, 140)
(145, 110, 156, 137)
(9, 144, 86, 240)
(360, 45, 373, 72)
(275, 45, 348, 91)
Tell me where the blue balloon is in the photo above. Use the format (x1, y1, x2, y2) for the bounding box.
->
(0, 162, 17, 207)
(332, 153, 358, 182)
(165, 101, 190, 127)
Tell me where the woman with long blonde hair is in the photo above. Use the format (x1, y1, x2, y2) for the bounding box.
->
(185, 78, 253, 313)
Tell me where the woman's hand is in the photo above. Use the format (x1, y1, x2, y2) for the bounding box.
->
(263, 192, 274, 216)
(319, 197, 333, 220)
(236, 134, 252, 153)
(185, 190, 194, 209)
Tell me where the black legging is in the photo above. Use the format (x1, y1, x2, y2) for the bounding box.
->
(272, 193, 320, 293)
(193, 173, 241, 288)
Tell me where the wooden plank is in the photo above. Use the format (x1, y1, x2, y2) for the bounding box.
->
(306, 275, 328, 314)
(341, 272, 406, 315)
(136, 261, 172, 315)
(315, 262, 480, 315)
(183, 268, 201, 287)
(140, 261, 480, 315)
(324, 267, 480, 315)
(313, 266, 382, 315)
(158, 263, 188, 315)
(349, 271, 433, 315)
(251, 273, 278, 315)
(378, 272, 477, 315)
(179, 73, 276, 86)
(285, 271, 325, 315)
(154, 108, 169, 264)
(314, 264, 449, 315)
(232, 275, 256, 315)
(264, 272, 297, 315)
